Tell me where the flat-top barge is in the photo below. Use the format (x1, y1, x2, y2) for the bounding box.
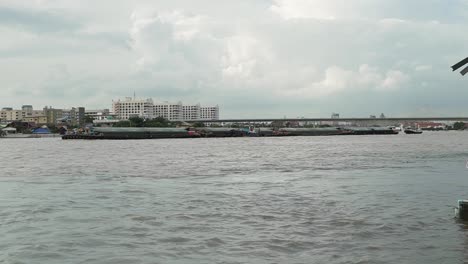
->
(62, 126, 399, 140)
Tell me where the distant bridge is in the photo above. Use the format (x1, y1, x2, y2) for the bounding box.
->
(193, 117, 468, 123)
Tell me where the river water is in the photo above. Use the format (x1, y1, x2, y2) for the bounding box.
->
(1, 132, 468, 263)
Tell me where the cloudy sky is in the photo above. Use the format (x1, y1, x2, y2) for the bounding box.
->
(1, 0, 468, 118)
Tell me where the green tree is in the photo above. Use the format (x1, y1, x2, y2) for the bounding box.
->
(129, 116, 145, 127)
(83, 115, 94, 124)
(453, 122, 465, 130)
(192, 122, 205, 128)
(144, 117, 172, 127)
(113, 117, 177, 128)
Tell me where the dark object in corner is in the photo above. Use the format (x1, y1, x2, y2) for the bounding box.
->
(456, 200, 468, 220)
(452, 57, 468, 76)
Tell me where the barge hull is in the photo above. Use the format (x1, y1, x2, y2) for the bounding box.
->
(62, 127, 399, 140)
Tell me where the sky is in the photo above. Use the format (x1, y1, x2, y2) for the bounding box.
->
(1, 0, 468, 118)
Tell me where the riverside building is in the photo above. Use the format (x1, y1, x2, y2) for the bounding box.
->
(0, 106, 44, 122)
(61, 107, 85, 126)
(112, 97, 219, 121)
(0, 105, 86, 126)
(112, 98, 155, 120)
(154, 102, 183, 121)
(85, 109, 116, 121)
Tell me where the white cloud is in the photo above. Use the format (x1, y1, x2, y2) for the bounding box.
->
(222, 35, 273, 79)
(0, 0, 467, 117)
(278, 65, 409, 98)
(379, 70, 409, 91)
(270, 0, 339, 20)
(415, 65, 432, 71)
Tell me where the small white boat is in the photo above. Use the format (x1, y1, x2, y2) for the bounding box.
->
(404, 128, 423, 134)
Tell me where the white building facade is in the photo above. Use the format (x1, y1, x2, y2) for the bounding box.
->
(112, 98, 155, 120)
(154, 102, 183, 121)
(200, 106, 219, 120)
(112, 98, 219, 121)
(183, 104, 201, 120)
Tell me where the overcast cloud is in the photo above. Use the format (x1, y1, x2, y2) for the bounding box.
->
(1, 0, 467, 118)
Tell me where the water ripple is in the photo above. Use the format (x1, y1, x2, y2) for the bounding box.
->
(1, 133, 468, 263)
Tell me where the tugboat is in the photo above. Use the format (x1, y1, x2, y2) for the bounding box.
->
(404, 128, 423, 134)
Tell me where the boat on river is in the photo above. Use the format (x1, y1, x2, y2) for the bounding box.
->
(404, 128, 423, 134)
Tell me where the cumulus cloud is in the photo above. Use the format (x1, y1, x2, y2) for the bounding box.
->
(279, 65, 409, 98)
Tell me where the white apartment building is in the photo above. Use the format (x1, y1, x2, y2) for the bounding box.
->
(112, 98, 155, 120)
(154, 102, 183, 121)
(200, 106, 219, 120)
(183, 104, 201, 120)
(112, 98, 219, 121)
(181, 105, 218, 120)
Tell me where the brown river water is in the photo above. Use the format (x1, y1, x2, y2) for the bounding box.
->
(1, 132, 468, 263)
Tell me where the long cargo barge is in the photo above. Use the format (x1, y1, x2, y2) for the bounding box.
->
(62, 127, 398, 140)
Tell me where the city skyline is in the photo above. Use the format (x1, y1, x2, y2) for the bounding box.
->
(1, 1, 468, 118)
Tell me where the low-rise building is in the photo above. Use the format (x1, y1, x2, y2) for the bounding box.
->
(23, 116, 48, 125)
(62, 107, 85, 126)
(0, 108, 26, 121)
(0, 106, 44, 122)
(43, 106, 63, 125)
(85, 109, 114, 121)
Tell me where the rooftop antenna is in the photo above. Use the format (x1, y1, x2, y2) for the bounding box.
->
(133, 91, 136, 100)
